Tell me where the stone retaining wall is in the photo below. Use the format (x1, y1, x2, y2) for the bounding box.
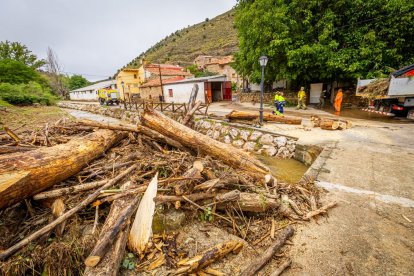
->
(58, 102, 296, 159)
(194, 119, 296, 158)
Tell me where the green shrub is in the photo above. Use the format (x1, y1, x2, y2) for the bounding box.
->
(0, 82, 58, 105)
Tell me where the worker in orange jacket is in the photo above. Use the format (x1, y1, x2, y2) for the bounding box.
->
(334, 88, 343, 112)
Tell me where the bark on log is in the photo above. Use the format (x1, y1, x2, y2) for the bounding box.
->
(0, 129, 126, 210)
(76, 119, 185, 150)
(216, 192, 279, 213)
(182, 100, 202, 126)
(141, 108, 269, 178)
(176, 240, 244, 274)
(33, 179, 108, 200)
(0, 145, 37, 154)
(226, 111, 302, 125)
(84, 183, 141, 268)
(0, 165, 138, 260)
(320, 119, 339, 130)
(240, 226, 294, 276)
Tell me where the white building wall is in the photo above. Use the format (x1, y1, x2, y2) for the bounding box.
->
(163, 82, 206, 103)
(69, 90, 98, 101)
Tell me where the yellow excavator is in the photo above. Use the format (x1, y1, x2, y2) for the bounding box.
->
(97, 89, 120, 105)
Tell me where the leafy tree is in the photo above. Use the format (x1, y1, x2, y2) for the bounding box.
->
(234, 0, 414, 84)
(68, 74, 90, 90)
(0, 41, 45, 69)
(0, 59, 48, 86)
(186, 64, 218, 77)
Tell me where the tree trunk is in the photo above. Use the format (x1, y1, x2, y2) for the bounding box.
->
(0, 145, 37, 154)
(0, 129, 126, 210)
(141, 108, 269, 179)
(320, 119, 339, 130)
(240, 226, 294, 276)
(226, 111, 302, 125)
(76, 119, 185, 150)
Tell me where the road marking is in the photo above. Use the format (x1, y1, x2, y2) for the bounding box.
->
(316, 181, 414, 208)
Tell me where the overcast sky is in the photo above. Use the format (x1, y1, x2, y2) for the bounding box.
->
(0, 0, 236, 81)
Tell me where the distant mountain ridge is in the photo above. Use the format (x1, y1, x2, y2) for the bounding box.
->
(120, 10, 238, 71)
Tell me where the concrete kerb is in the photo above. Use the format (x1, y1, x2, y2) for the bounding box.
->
(299, 142, 336, 184)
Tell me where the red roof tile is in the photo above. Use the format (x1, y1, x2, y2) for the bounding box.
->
(140, 76, 185, 88)
(145, 64, 192, 76)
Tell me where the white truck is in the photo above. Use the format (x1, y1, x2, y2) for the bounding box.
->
(356, 64, 414, 120)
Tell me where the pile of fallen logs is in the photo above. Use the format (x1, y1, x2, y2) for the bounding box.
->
(226, 110, 302, 125)
(310, 115, 352, 130)
(0, 108, 336, 275)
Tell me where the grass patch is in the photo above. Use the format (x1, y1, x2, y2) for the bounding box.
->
(0, 99, 12, 107)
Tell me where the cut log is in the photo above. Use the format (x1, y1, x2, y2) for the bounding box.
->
(337, 121, 347, 130)
(76, 119, 185, 150)
(0, 129, 126, 210)
(240, 226, 294, 276)
(128, 173, 158, 256)
(0, 164, 138, 260)
(141, 108, 269, 178)
(176, 240, 244, 273)
(84, 183, 141, 268)
(320, 119, 339, 130)
(226, 110, 302, 125)
(182, 100, 202, 126)
(216, 192, 279, 213)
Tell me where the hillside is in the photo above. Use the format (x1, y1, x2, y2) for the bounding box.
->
(124, 10, 238, 69)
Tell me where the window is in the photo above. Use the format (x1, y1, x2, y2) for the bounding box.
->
(134, 74, 137, 79)
(168, 89, 173, 97)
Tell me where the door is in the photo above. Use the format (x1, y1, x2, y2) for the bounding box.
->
(204, 82, 212, 103)
(310, 83, 323, 104)
(222, 81, 232, 101)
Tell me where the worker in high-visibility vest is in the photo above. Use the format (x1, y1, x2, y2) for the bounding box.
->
(273, 92, 280, 115)
(296, 87, 307, 110)
(334, 88, 344, 112)
(277, 92, 286, 115)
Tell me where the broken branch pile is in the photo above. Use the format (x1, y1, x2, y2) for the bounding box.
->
(0, 108, 336, 275)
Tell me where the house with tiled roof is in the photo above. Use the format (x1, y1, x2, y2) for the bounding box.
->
(116, 63, 193, 100)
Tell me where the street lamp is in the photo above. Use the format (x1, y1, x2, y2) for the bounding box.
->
(259, 55, 268, 125)
(121, 81, 126, 109)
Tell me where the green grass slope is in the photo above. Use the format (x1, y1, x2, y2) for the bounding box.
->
(124, 10, 238, 68)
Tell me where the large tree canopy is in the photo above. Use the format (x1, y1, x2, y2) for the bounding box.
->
(68, 74, 90, 90)
(0, 41, 45, 69)
(234, 0, 414, 84)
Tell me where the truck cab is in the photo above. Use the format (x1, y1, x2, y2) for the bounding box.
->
(98, 89, 120, 105)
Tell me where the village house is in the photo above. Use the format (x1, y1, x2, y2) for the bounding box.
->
(69, 79, 116, 101)
(193, 55, 213, 69)
(162, 75, 231, 104)
(116, 63, 192, 100)
(199, 55, 242, 90)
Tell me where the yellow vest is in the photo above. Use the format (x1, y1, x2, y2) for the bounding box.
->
(298, 90, 306, 100)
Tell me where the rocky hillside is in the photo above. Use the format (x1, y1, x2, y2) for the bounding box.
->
(124, 10, 238, 68)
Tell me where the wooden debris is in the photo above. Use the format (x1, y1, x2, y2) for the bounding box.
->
(226, 110, 302, 125)
(141, 108, 270, 178)
(320, 119, 339, 130)
(176, 240, 244, 273)
(4, 126, 21, 143)
(0, 129, 126, 210)
(270, 258, 292, 276)
(51, 198, 66, 236)
(33, 179, 108, 200)
(0, 164, 138, 260)
(182, 100, 202, 126)
(128, 173, 158, 256)
(304, 201, 337, 220)
(240, 226, 294, 276)
(84, 187, 141, 267)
